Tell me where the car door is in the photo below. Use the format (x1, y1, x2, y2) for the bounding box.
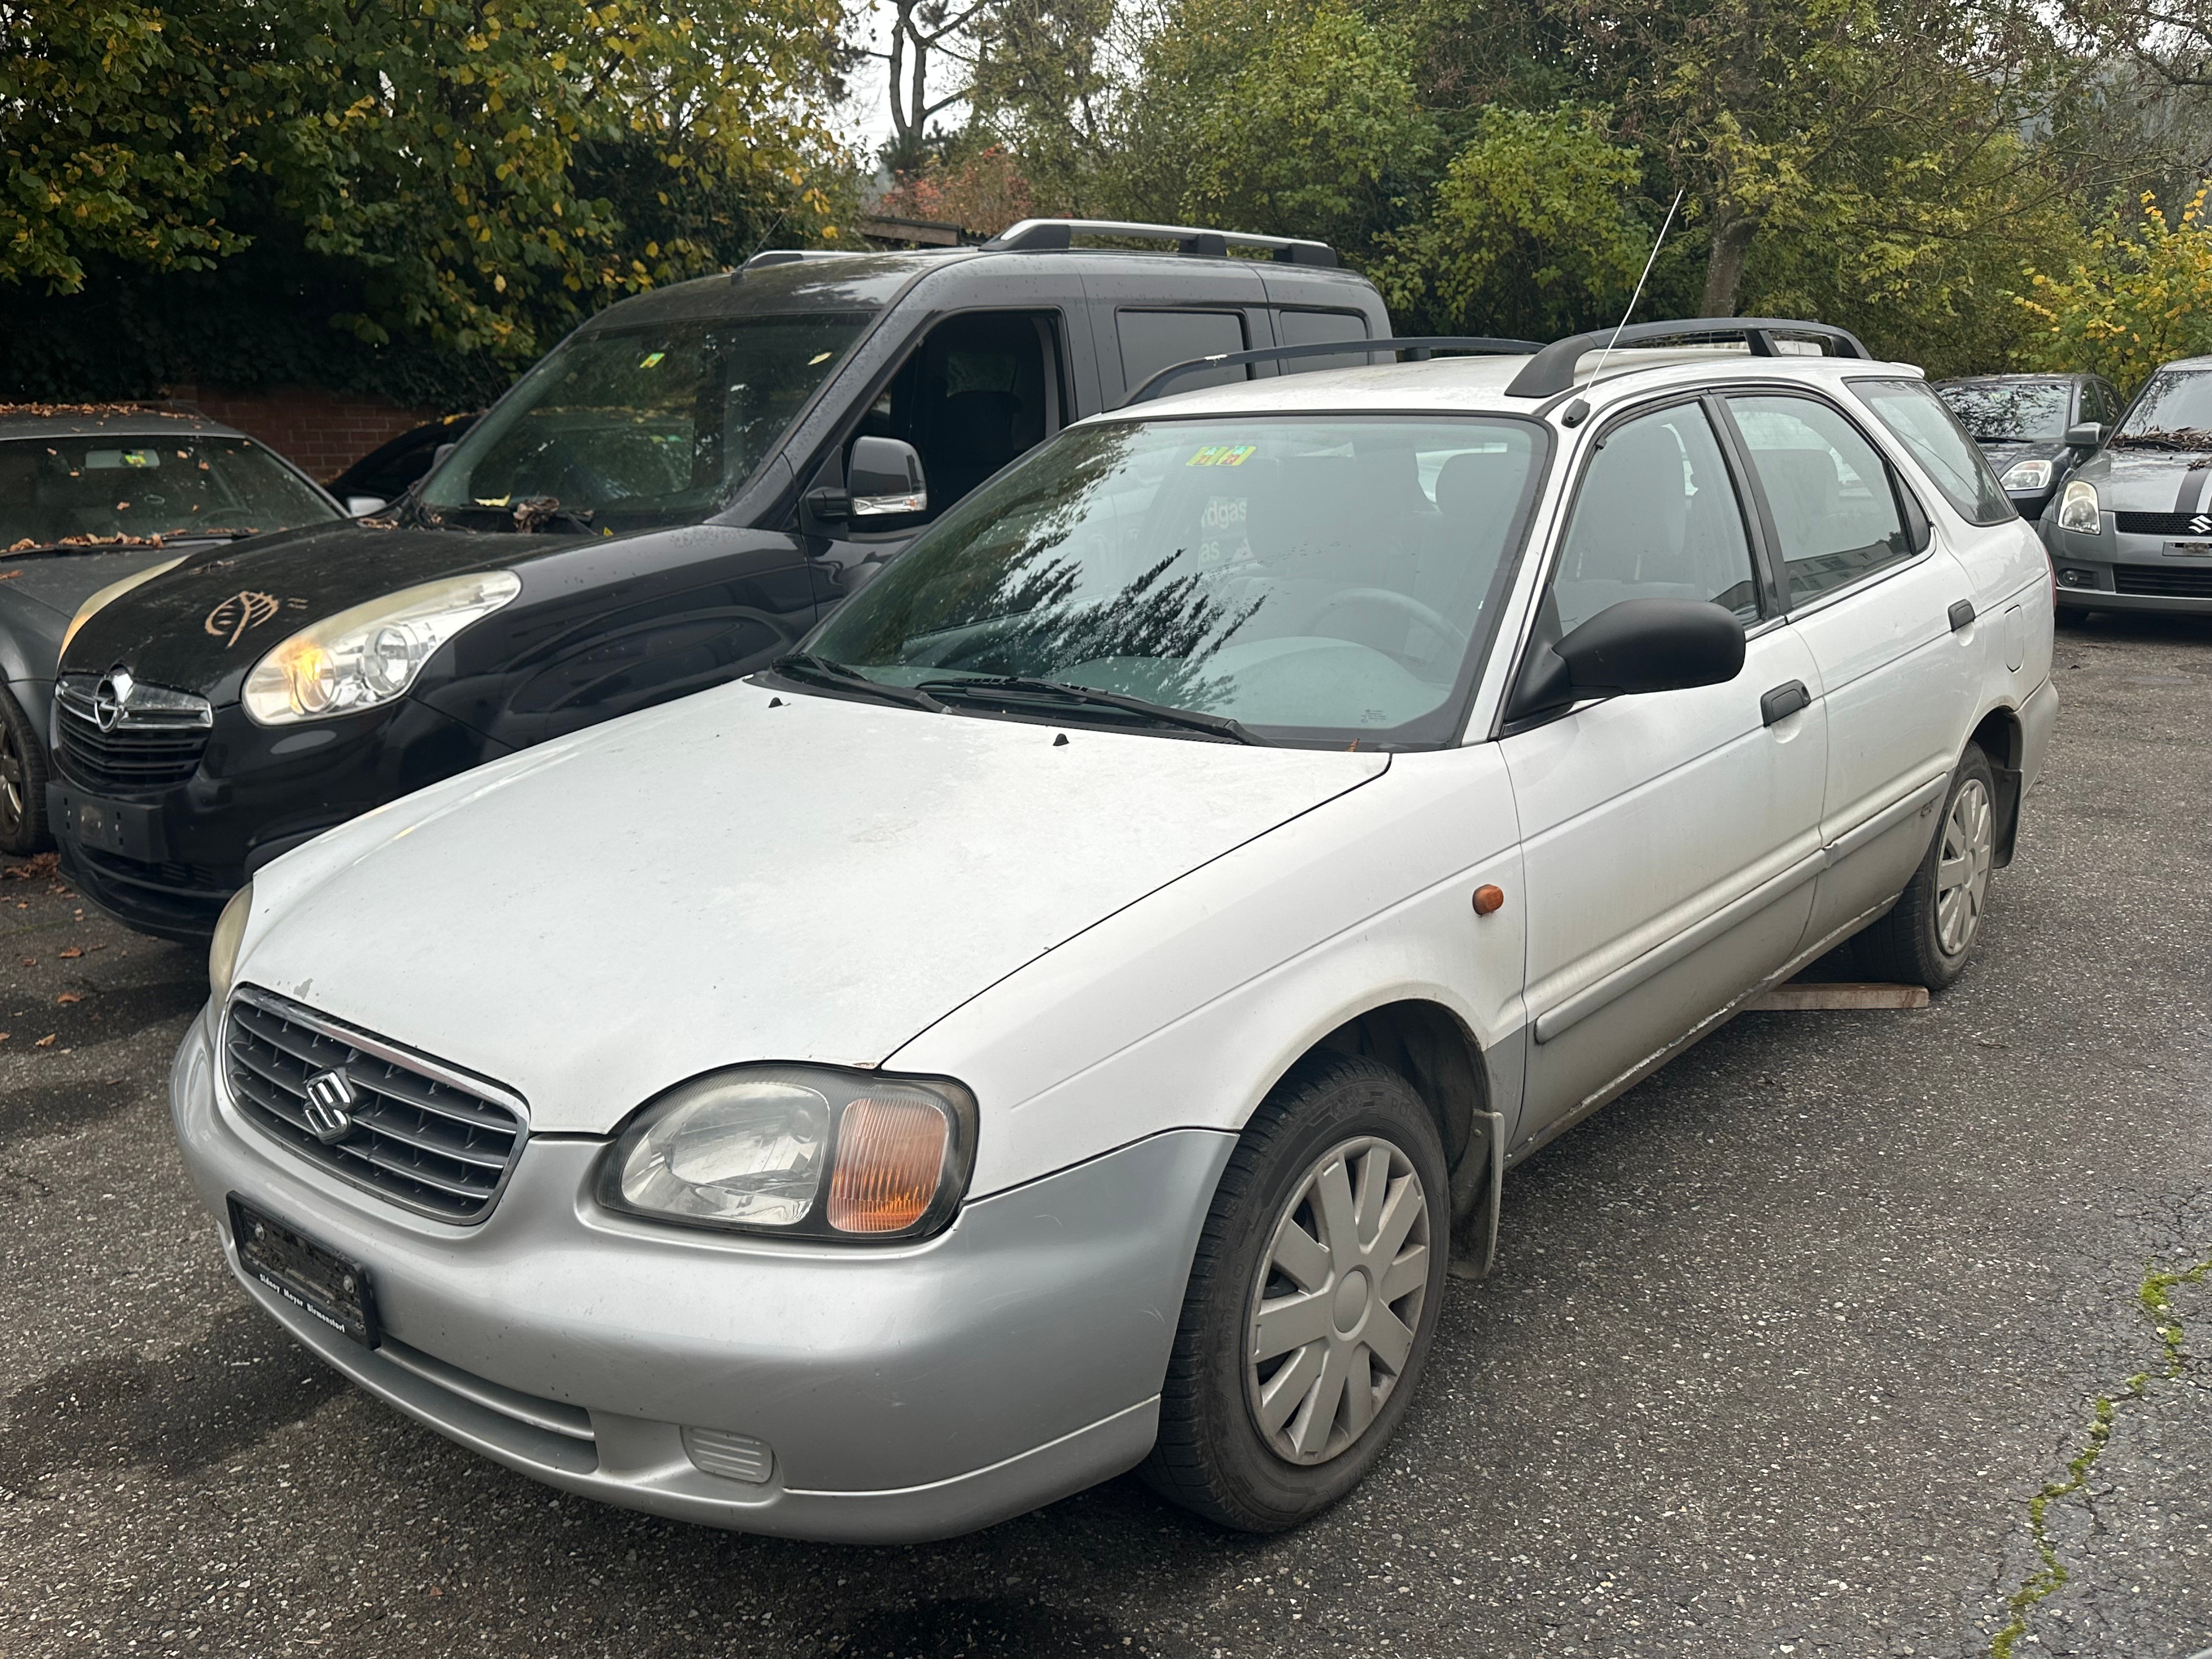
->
(1718, 390, 1977, 946)
(1503, 396, 1827, 1150)
(799, 306, 1079, 607)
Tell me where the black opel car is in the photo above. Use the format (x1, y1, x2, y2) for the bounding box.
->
(50, 220, 1390, 939)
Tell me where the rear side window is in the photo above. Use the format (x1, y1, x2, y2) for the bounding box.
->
(1853, 378, 2013, 525)
(1551, 401, 1760, 636)
(1276, 309, 1370, 374)
(1118, 309, 1248, 397)
(1728, 394, 1912, 607)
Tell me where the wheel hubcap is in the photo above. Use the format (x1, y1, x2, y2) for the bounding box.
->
(0, 729, 20, 822)
(1935, 777, 1994, 957)
(1245, 1135, 1431, 1466)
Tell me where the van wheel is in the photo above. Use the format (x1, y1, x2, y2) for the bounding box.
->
(0, 690, 50, 856)
(1141, 1053, 1448, 1531)
(1857, 746, 1996, 991)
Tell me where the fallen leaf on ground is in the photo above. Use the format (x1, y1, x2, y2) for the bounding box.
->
(33, 1034, 55, 1047)
(59, 948, 81, 958)
(55, 992, 81, 1005)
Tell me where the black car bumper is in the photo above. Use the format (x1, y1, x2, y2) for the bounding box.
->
(49, 698, 510, 941)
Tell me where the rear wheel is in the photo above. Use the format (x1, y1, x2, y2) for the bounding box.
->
(1141, 1053, 1448, 1531)
(1857, 746, 1996, 990)
(0, 689, 50, 856)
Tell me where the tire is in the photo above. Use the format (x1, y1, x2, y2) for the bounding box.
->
(1856, 744, 1996, 991)
(0, 688, 50, 856)
(1141, 1052, 1449, 1531)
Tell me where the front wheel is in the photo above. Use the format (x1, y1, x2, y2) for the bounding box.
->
(1140, 1053, 1449, 1531)
(1857, 746, 1996, 990)
(0, 689, 51, 856)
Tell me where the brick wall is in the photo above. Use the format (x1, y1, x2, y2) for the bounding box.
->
(162, 385, 448, 483)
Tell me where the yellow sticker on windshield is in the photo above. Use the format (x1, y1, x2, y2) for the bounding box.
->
(639, 351, 665, 369)
(1187, 445, 1256, 467)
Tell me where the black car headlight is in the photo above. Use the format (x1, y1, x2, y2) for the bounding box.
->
(599, 1065, 978, 1242)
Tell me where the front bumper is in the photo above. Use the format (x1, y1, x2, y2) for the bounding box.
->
(171, 1011, 1233, 1541)
(51, 696, 509, 942)
(2044, 520, 2212, 614)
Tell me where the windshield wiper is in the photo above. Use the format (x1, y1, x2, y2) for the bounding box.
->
(2111, 428, 2212, 452)
(771, 652, 945, 713)
(914, 675, 1262, 744)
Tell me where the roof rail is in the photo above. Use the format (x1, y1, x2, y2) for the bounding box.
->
(984, 218, 1338, 267)
(732, 249, 856, 279)
(1125, 336, 1543, 407)
(1503, 318, 1873, 399)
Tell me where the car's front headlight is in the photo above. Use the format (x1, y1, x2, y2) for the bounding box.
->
(60, 555, 189, 662)
(600, 1065, 978, 1241)
(2056, 479, 2102, 534)
(2000, 458, 2054, 492)
(208, 881, 253, 1005)
(242, 571, 520, 726)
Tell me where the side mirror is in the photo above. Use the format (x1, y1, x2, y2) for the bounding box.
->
(849, 436, 927, 518)
(2063, 422, 2106, 450)
(343, 494, 388, 517)
(1511, 597, 1745, 719)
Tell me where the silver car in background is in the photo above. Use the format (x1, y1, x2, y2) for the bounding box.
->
(2041, 356, 2212, 616)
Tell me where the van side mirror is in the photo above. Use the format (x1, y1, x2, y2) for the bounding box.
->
(2063, 422, 2106, 450)
(1510, 597, 1746, 721)
(343, 494, 388, 517)
(849, 436, 928, 519)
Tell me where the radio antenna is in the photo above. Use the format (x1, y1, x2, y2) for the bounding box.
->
(1586, 188, 1686, 388)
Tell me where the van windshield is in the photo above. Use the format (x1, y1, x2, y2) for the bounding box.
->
(802, 415, 1547, 748)
(420, 314, 870, 532)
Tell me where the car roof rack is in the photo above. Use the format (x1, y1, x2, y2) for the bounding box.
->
(1125, 336, 1544, 406)
(983, 218, 1339, 267)
(1503, 318, 1872, 399)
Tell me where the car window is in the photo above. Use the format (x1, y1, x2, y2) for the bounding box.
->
(2113, 370, 2212, 447)
(1932, 380, 2070, 442)
(850, 311, 1058, 520)
(0, 433, 339, 550)
(1118, 310, 1248, 396)
(1854, 379, 2012, 525)
(1730, 394, 1914, 605)
(421, 314, 870, 533)
(1549, 402, 1759, 637)
(1276, 309, 1370, 374)
(804, 415, 1548, 748)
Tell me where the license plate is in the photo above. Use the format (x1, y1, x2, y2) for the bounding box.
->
(72, 796, 129, 855)
(2162, 541, 2212, 557)
(228, 1195, 380, 1347)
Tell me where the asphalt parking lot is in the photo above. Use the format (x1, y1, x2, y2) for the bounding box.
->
(2, 611, 2208, 1659)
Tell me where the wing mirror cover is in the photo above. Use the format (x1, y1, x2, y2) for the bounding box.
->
(2063, 422, 2107, 450)
(849, 436, 928, 519)
(1514, 597, 1746, 719)
(343, 494, 389, 517)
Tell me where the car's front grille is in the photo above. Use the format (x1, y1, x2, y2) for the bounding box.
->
(223, 986, 527, 1222)
(2114, 510, 2212, 538)
(77, 844, 229, 893)
(55, 673, 212, 793)
(2114, 563, 2212, 598)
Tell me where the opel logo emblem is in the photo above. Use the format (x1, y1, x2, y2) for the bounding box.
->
(302, 1069, 359, 1144)
(93, 668, 134, 733)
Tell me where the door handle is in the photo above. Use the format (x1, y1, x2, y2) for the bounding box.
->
(1948, 599, 1977, 631)
(1760, 680, 1810, 726)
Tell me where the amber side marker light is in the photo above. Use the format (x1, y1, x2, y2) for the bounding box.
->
(1473, 884, 1506, 916)
(828, 1096, 950, 1232)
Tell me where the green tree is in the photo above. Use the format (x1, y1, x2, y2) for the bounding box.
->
(2016, 184, 2212, 389)
(1373, 104, 1651, 339)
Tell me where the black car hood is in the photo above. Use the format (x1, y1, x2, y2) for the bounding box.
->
(2069, 446, 2212, 514)
(0, 542, 202, 620)
(58, 520, 593, 699)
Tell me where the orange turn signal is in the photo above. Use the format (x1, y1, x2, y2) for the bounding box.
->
(1472, 883, 1505, 916)
(827, 1096, 950, 1233)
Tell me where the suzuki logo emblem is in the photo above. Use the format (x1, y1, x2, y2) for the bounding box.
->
(92, 668, 134, 733)
(2192, 514, 2211, 535)
(301, 1070, 359, 1144)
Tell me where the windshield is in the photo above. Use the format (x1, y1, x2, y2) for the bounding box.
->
(0, 433, 337, 551)
(420, 314, 871, 532)
(803, 415, 1548, 747)
(2114, 370, 2212, 449)
(1933, 381, 2070, 443)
